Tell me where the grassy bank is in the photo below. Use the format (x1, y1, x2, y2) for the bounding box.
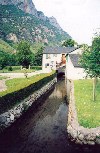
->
(74, 79, 100, 128)
(0, 71, 56, 114)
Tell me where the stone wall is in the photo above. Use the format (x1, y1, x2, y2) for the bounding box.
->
(0, 78, 57, 134)
(67, 80, 100, 145)
(65, 78, 71, 102)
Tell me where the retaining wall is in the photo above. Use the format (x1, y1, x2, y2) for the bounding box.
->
(0, 78, 57, 134)
(67, 80, 100, 145)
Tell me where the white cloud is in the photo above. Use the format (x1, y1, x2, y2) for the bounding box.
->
(33, 0, 100, 45)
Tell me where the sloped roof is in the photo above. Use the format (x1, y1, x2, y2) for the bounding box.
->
(69, 54, 82, 68)
(43, 46, 77, 54)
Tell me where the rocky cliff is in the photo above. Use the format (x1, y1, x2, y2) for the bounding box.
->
(0, 0, 62, 29)
(0, 0, 38, 16)
(0, 0, 71, 45)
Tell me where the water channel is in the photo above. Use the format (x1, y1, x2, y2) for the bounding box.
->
(0, 78, 99, 153)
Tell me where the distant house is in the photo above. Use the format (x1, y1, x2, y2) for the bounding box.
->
(65, 48, 86, 80)
(42, 46, 77, 72)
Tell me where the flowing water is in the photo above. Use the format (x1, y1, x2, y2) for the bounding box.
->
(0, 78, 99, 153)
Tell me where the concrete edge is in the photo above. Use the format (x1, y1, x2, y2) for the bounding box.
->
(67, 80, 100, 145)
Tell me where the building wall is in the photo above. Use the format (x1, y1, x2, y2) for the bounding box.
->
(42, 54, 62, 72)
(65, 56, 86, 80)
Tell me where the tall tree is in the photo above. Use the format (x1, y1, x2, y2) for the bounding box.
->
(17, 41, 34, 68)
(62, 39, 76, 47)
(34, 47, 44, 66)
(0, 50, 16, 69)
(80, 35, 100, 100)
(0, 51, 8, 69)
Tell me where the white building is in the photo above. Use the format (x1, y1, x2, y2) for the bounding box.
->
(42, 46, 77, 73)
(65, 48, 86, 80)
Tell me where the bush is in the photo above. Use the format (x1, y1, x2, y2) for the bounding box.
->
(8, 66, 13, 71)
(10, 66, 21, 71)
(31, 66, 42, 70)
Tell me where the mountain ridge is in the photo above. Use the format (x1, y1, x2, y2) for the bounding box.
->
(0, 0, 71, 45)
(0, 0, 62, 30)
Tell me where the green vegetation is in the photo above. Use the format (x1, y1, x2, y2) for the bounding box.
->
(80, 36, 100, 78)
(0, 39, 15, 54)
(0, 50, 16, 70)
(34, 46, 44, 66)
(0, 4, 71, 45)
(0, 71, 56, 114)
(30, 43, 44, 54)
(0, 66, 42, 73)
(74, 79, 100, 128)
(17, 41, 34, 68)
(0, 39, 17, 69)
(0, 38, 43, 69)
(80, 35, 100, 101)
(62, 39, 76, 47)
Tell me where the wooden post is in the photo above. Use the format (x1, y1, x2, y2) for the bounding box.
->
(21, 65, 22, 70)
(29, 65, 30, 70)
(93, 77, 96, 101)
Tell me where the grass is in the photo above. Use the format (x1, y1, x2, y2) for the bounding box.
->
(0, 66, 42, 73)
(0, 71, 55, 97)
(74, 79, 100, 128)
(0, 70, 56, 114)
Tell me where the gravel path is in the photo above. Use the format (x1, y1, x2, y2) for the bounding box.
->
(0, 70, 44, 79)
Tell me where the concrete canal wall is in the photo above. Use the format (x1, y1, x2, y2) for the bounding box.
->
(67, 80, 100, 145)
(0, 78, 57, 134)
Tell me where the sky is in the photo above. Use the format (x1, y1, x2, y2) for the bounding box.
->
(33, 0, 100, 45)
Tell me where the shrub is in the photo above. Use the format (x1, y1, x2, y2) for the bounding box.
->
(8, 66, 13, 71)
(31, 66, 42, 70)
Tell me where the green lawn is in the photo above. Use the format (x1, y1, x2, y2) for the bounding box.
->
(0, 71, 55, 97)
(74, 79, 100, 128)
(0, 71, 56, 114)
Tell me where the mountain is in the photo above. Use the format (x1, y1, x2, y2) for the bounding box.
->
(0, 0, 71, 45)
(0, 0, 38, 17)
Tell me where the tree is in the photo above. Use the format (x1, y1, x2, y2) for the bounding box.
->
(80, 35, 100, 101)
(0, 51, 8, 69)
(17, 41, 34, 68)
(62, 39, 76, 47)
(0, 50, 16, 69)
(79, 43, 89, 50)
(34, 47, 44, 66)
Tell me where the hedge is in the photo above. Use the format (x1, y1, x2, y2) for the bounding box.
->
(0, 72, 56, 114)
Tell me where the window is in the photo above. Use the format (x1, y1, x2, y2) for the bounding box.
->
(45, 63, 49, 68)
